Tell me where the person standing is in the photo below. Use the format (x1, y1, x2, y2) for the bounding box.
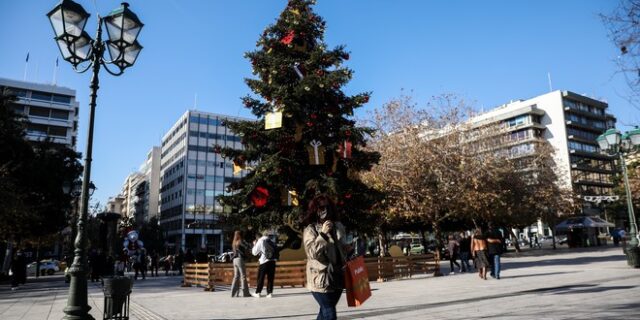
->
(175, 249, 184, 276)
(230, 230, 251, 297)
(486, 227, 503, 279)
(447, 235, 461, 275)
(471, 228, 490, 280)
(458, 232, 472, 273)
(251, 231, 278, 298)
(303, 194, 347, 320)
(10, 250, 27, 290)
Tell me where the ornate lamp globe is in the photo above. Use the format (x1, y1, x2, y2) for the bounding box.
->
(103, 2, 144, 70)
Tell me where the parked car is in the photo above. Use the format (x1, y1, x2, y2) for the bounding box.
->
(408, 243, 425, 255)
(27, 259, 60, 276)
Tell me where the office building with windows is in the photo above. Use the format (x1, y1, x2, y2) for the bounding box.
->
(0, 77, 79, 149)
(469, 90, 617, 237)
(159, 110, 247, 253)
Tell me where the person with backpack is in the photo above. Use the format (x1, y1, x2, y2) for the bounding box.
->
(251, 230, 278, 298)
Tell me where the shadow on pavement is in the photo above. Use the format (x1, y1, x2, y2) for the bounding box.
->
(504, 254, 626, 270)
(502, 271, 575, 279)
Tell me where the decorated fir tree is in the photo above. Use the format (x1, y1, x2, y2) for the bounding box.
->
(217, 0, 381, 235)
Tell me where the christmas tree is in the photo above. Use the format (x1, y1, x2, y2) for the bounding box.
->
(217, 0, 381, 235)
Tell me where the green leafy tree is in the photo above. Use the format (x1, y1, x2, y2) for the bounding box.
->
(217, 0, 381, 236)
(0, 87, 83, 240)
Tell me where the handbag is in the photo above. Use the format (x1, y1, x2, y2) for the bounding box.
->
(344, 256, 371, 307)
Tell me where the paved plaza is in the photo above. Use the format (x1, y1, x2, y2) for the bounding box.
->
(1, 246, 638, 320)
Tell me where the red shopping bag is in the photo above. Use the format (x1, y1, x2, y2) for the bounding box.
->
(344, 256, 371, 307)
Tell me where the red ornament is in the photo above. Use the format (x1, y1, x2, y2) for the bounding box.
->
(345, 130, 351, 137)
(213, 145, 222, 154)
(310, 113, 318, 119)
(345, 193, 352, 199)
(316, 70, 324, 76)
(250, 186, 269, 208)
(281, 30, 295, 45)
(344, 53, 350, 60)
(307, 122, 314, 127)
(363, 95, 370, 103)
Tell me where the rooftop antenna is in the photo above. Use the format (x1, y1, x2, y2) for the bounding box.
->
(547, 72, 553, 92)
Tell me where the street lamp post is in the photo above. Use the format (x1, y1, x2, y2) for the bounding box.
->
(47, 1, 143, 318)
(597, 127, 640, 267)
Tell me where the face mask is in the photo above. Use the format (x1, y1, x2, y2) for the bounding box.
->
(318, 208, 327, 220)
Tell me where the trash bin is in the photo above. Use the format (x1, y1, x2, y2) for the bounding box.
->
(103, 276, 132, 320)
(626, 246, 640, 268)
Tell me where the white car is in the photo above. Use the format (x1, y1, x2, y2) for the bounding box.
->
(27, 260, 60, 276)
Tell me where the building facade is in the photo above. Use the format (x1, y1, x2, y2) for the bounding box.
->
(0, 77, 79, 149)
(159, 110, 246, 253)
(470, 90, 617, 238)
(140, 146, 161, 222)
(120, 172, 146, 223)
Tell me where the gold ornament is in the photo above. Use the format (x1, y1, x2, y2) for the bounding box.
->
(265, 111, 283, 129)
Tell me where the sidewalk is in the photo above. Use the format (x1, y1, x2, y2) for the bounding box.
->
(1, 246, 638, 319)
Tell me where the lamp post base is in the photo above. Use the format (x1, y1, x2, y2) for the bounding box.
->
(62, 305, 95, 320)
(625, 246, 640, 268)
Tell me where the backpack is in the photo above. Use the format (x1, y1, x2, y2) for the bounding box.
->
(263, 238, 279, 260)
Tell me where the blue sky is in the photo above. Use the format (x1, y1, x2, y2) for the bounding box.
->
(0, 0, 636, 208)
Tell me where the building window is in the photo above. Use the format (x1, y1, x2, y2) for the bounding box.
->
(29, 106, 50, 117)
(50, 109, 69, 120)
(27, 123, 48, 135)
(48, 125, 67, 137)
(31, 91, 52, 102)
(52, 94, 71, 104)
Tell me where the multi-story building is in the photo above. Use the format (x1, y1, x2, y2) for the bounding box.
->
(106, 195, 125, 215)
(469, 90, 617, 237)
(140, 146, 161, 222)
(0, 77, 79, 149)
(159, 110, 247, 253)
(120, 172, 146, 222)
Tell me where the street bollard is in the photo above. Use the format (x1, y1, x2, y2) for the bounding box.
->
(103, 276, 132, 320)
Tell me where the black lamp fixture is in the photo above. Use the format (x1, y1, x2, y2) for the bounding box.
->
(47, 1, 143, 319)
(47, 0, 143, 73)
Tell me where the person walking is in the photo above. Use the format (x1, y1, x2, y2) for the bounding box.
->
(150, 251, 159, 277)
(486, 226, 503, 279)
(251, 231, 278, 298)
(471, 228, 490, 280)
(447, 235, 461, 275)
(458, 232, 472, 273)
(303, 194, 348, 320)
(230, 230, 251, 298)
(10, 250, 27, 290)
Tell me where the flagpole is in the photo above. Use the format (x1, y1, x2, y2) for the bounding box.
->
(53, 58, 59, 85)
(23, 52, 29, 81)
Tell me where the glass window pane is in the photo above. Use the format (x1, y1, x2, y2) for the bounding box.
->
(48, 125, 67, 137)
(31, 91, 52, 101)
(52, 94, 71, 104)
(51, 109, 69, 120)
(29, 106, 50, 117)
